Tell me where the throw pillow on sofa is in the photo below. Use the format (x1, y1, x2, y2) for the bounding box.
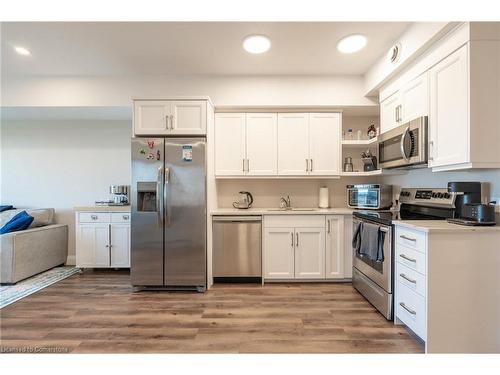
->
(0, 210, 34, 235)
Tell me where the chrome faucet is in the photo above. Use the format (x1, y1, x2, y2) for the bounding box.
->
(279, 195, 291, 209)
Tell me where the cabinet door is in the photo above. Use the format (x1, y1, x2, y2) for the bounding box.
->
(246, 113, 278, 175)
(76, 224, 110, 267)
(277, 113, 309, 175)
(429, 45, 469, 168)
(264, 228, 295, 279)
(171, 100, 207, 135)
(215, 113, 246, 176)
(380, 91, 401, 134)
(308, 113, 341, 176)
(325, 216, 344, 279)
(401, 72, 429, 123)
(294, 227, 325, 279)
(110, 224, 130, 267)
(134, 100, 170, 135)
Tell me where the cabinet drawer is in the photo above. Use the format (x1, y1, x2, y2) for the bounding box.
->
(396, 226, 426, 253)
(396, 244, 426, 275)
(79, 212, 111, 223)
(396, 281, 426, 341)
(111, 212, 131, 223)
(396, 261, 426, 297)
(264, 215, 325, 228)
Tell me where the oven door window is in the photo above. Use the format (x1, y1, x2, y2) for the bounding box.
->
(350, 189, 379, 208)
(379, 134, 403, 164)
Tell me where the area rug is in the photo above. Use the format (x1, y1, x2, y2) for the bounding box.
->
(0, 266, 80, 309)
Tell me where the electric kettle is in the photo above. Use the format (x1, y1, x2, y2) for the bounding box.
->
(232, 191, 254, 209)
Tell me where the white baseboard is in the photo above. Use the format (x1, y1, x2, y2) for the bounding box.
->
(66, 255, 76, 266)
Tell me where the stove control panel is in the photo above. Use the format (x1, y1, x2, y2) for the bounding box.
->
(400, 188, 456, 207)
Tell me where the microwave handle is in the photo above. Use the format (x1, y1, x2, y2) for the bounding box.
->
(400, 126, 411, 161)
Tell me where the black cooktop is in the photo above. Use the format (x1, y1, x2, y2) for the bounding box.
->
(353, 204, 456, 226)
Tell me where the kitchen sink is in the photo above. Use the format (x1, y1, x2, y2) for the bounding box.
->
(267, 208, 316, 212)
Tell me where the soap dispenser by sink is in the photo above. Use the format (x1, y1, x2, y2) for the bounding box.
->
(233, 191, 254, 209)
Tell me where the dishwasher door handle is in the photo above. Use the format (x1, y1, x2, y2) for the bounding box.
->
(213, 216, 262, 222)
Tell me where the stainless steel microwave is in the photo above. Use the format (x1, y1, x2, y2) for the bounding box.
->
(378, 117, 428, 169)
(347, 184, 393, 210)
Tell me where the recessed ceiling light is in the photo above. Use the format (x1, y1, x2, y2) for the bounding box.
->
(242, 35, 271, 54)
(337, 34, 367, 54)
(14, 46, 31, 56)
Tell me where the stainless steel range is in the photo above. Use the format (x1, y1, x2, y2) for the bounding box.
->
(352, 187, 457, 320)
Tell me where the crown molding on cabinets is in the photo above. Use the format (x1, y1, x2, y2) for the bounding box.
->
(215, 105, 379, 117)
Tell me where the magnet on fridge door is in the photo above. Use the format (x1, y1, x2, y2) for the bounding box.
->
(147, 153, 155, 160)
(182, 145, 193, 162)
(147, 140, 155, 149)
(156, 150, 161, 160)
(139, 148, 146, 155)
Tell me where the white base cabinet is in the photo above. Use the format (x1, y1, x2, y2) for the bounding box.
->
(76, 211, 131, 268)
(263, 215, 346, 281)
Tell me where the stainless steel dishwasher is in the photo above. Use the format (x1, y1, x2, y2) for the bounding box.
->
(212, 216, 262, 282)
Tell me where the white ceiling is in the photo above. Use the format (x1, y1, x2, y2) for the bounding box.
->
(2, 22, 410, 76)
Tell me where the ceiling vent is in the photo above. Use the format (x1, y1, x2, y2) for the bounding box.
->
(388, 43, 402, 63)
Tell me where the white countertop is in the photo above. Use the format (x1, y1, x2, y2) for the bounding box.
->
(394, 220, 500, 233)
(75, 206, 131, 212)
(210, 207, 354, 216)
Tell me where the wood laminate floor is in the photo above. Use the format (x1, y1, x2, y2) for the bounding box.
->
(0, 270, 424, 353)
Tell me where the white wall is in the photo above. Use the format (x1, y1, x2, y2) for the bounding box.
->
(2, 74, 376, 107)
(1, 119, 132, 259)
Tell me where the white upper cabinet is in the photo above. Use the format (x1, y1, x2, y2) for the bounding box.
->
(325, 215, 345, 279)
(134, 99, 207, 136)
(294, 227, 325, 279)
(170, 101, 207, 135)
(400, 72, 429, 124)
(308, 113, 341, 176)
(277, 113, 310, 175)
(214, 113, 246, 176)
(380, 91, 401, 134)
(246, 113, 278, 175)
(134, 101, 170, 135)
(429, 45, 469, 168)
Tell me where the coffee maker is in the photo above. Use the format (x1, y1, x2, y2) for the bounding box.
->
(447, 182, 496, 225)
(109, 185, 130, 206)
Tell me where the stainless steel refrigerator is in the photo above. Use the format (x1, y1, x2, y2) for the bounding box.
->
(131, 137, 206, 291)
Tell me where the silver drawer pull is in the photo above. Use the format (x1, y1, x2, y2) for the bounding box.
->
(91, 215, 98, 220)
(399, 253, 417, 263)
(400, 234, 417, 242)
(399, 302, 417, 315)
(122, 215, 129, 220)
(399, 273, 417, 284)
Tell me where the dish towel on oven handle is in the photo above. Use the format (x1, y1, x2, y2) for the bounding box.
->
(353, 221, 386, 262)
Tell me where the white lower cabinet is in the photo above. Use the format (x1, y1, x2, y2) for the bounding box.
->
(325, 215, 344, 279)
(264, 215, 346, 281)
(294, 227, 325, 279)
(394, 225, 427, 342)
(76, 211, 131, 268)
(264, 228, 295, 279)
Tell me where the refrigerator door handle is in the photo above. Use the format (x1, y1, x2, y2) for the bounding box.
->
(164, 167, 171, 226)
(156, 166, 164, 227)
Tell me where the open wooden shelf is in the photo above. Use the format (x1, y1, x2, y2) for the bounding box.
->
(341, 137, 378, 147)
(340, 169, 407, 177)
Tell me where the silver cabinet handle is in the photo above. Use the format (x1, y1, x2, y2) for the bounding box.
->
(170, 115, 174, 130)
(166, 115, 169, 129)
(305, 159, 309, 172)
(291, 232, 294, 247)
(91, 215, 98, 220)
(395, 105, 399, 122)
(310, 159, 313, 172)
(399, 273, 417, 284)
(242, 159, 245, 173)
(246, 159, 250, 172)
(296, 232, 299, 247)
(327, 219, 331, 234)
(105, 244, 109, 248)
(399, 302, 417, 315)
(400, 234, 417, 242)
(399, 253, 417, 263)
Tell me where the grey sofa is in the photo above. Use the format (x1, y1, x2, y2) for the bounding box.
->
(0, 209, 68, 284)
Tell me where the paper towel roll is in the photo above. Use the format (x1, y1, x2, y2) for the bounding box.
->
(319, 187, 329, 208)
